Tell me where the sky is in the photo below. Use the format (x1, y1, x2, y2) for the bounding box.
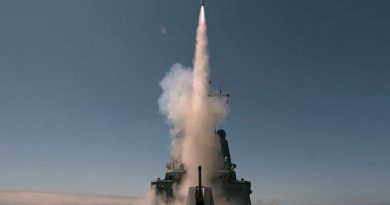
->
(0, 0, 389, 205)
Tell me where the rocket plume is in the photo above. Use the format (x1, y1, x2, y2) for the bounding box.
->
(181, 5, 217, 191)
(158, 5, 227, 202)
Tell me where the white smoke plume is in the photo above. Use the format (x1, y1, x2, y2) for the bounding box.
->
(157, 6, 227, 204)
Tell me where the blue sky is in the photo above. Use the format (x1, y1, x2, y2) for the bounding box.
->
(0, 1, 389, 205)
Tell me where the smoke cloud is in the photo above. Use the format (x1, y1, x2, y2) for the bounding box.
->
(156, 6, 227, 204)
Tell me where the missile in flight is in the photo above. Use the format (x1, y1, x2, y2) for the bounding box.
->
(201, 0, 205, 6)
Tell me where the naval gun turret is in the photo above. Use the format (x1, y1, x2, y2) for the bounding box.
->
(151, 129, 252, 205)
(186, 166, 214, 205)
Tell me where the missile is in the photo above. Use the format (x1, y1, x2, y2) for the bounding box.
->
(201, 0, 205, 6)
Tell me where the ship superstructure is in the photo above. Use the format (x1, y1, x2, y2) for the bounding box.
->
(151, 129, 252, 204)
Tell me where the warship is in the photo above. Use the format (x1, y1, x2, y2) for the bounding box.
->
(151, 127, 252, 205)
(151, 0, 251, 204)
